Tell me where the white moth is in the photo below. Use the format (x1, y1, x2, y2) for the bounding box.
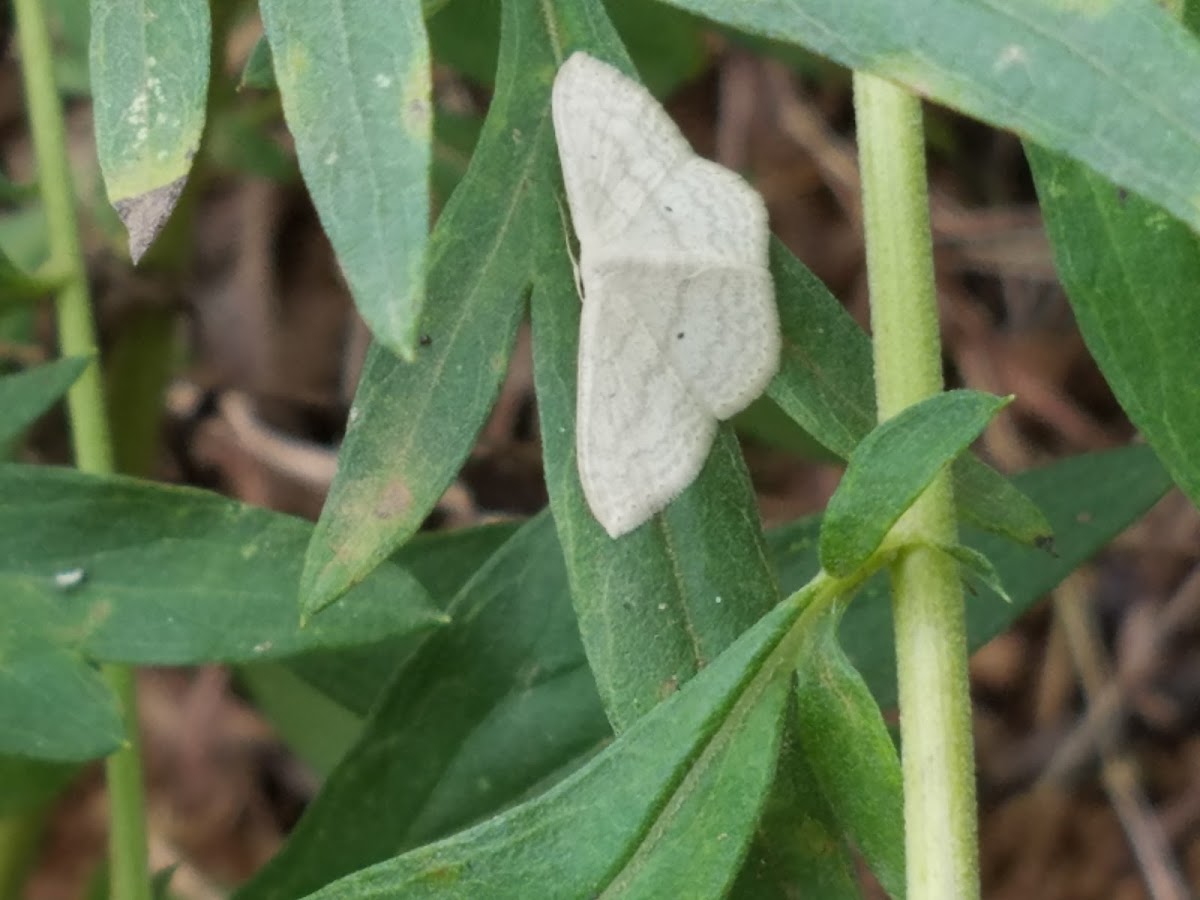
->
(551, 52, 780, 538)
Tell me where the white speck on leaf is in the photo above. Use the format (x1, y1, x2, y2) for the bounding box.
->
(993, 45, 1027, 72)
(54, 568, 86, 589)
(374, 73, 393, 89)
(127, 91, 149, 127)
(325, 151, 339, 166)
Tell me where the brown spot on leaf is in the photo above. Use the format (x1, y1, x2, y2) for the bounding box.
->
(374, 479, 412, 519)
(658, 676, 679, 701)
(422, 864, 461, 885)
(113, 175, 187, 263)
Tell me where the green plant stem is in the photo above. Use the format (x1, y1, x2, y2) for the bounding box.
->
(854, 72, 980, 899)
(14, 4, 151, 900)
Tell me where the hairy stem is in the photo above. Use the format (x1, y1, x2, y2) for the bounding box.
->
(854, 71, 980, 899)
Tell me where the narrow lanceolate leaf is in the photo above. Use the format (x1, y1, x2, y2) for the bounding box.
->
(238, 515, 612, 900)
(0, 356, 88, 446)
(299, 0, 538, 617)
(937, 542, 1013, 605)
(794, 602, 904, 899)
(261, 0, 432, 357)
(0, 465, 443, 668)
(304, 593, 803, 900)
(766, 242, 1053, 550)
(820, 390, 1011, 576)
(239, 35, 276, 91)
(670, 0, 1200, 239)
(1028, 146, 1200, 513)
(90, 0, 210, 262)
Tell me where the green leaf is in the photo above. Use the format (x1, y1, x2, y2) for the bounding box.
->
(150, 864, 179, 900)
(605, 0, 708, 97)
(1028, 145, 1200, 514)
(426, 0, 704, 94)
(1, 465, 443, 664)
(797, 445, 1173, 712)
(0, 465, 444, 760)
(820, 390, 1011, 576)
(794, 602, 904, 899)
(287, 522, 520, 717)
(298, 0, 540, 617)
(260, 0, 431, 357)
(937, 542, 1013, 605)
(729, 731, 860, 900)
(0, 356, 88, 447)
(239, 36, 276, 91)
(430, 111, 483, 206)
(949, 453, 1053, 551)
(234, 38, 478, 193)
(1187, 0, 1200, 33)
(301, 588, 804, 900)
(238, 663, 363, 778)
(0, 632, 123, 760)
(0, 465, 446, 763)
(48, 0, 91, 96)
(667, 0, 1200, 240)
(765, 242, 874, 459)
(427, 0, 501, 85)
(0, 206, 50, 273)
(734, 396, 841, 462)
(90, 0, 210, 262)
(237, 514, 611, 900)
(254, 447, 1164, 895)
(766, 242, 1052, 550)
